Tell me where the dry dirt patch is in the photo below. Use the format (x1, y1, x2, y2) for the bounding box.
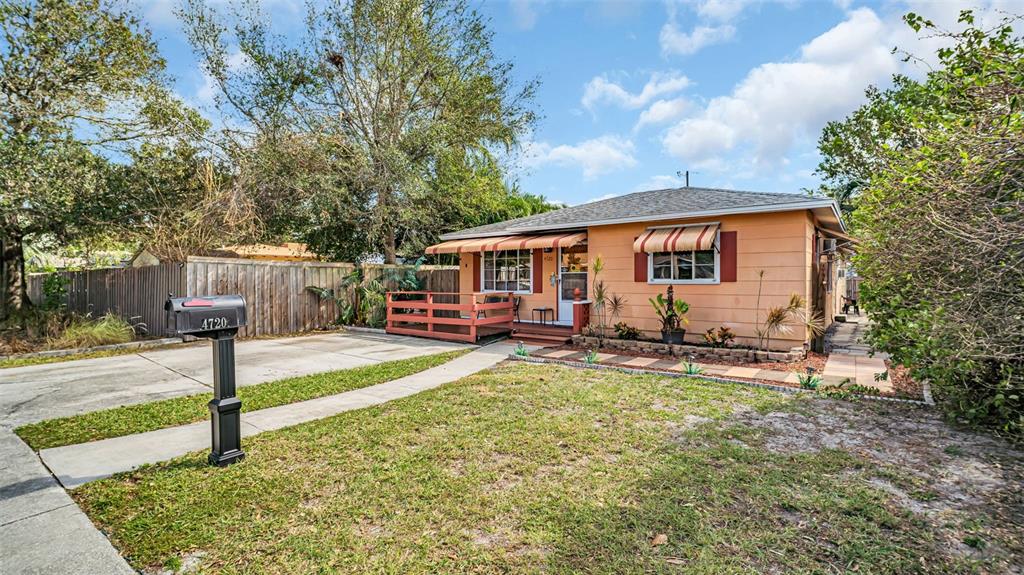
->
(730, 397, 1024, 570)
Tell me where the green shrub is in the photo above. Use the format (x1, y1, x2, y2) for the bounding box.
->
(613, 322, 642, 340)
(797, 372, 821, 390)
(703, 326, 736, 348)
(49, 313, 134, 349)
(816, 13, 1023, 440)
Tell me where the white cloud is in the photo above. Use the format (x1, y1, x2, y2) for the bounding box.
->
(523, 135, 638, 180)
(583, 192, 621, 204)
(662, 8, 901, 166)
(510, 0, 543, 30)
(630, 174, 685, 193)
(634, 97, 691, 131)
(660, 0, 749, 56)
(582, 71, 691, 111)
(695, 0, 752, 22)
(195, 50, 253, 107)
(660, 22, 736, 55)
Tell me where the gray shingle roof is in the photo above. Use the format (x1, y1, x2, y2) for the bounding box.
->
(441, 186, 837, 239)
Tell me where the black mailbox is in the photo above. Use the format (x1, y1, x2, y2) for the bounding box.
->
(165, 295, 247, 336)
(165, 294, 248, 467)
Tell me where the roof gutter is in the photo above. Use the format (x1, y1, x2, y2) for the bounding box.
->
(440, 199, 843, 240)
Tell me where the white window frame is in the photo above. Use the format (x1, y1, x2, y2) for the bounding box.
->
(480, 249, 533, 294)
(647, 232, 720, 285)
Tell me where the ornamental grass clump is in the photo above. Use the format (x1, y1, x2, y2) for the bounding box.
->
(49, 313, 135, 350)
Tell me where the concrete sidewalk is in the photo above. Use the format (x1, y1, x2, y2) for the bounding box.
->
(0, 431, 134, 574)
(40, 342, 516, 489)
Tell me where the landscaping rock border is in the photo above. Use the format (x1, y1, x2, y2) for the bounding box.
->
(0, 337, 184, 362)
(571, 335, 805, 363)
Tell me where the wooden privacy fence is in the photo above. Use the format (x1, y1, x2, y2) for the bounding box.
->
(27, 257, 459, 339)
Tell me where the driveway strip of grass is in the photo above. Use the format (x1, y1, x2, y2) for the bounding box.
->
(15, 349, 469, 451)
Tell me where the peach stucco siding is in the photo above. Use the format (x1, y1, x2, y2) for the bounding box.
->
(588, 211, 811, 350)
(458, 209, 824, 350)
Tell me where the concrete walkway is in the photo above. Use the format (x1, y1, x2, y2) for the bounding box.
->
(40, 342, 516, 490)
(823, 315, 889, 391)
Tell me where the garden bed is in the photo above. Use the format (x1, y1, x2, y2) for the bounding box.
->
(570, 335, 807, 364)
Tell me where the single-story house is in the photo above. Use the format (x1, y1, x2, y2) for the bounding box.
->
(424, 186, 853, 351)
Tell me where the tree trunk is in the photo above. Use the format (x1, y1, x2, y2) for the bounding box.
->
(0, 233, 28, 321)
(382, 224, 397, 264)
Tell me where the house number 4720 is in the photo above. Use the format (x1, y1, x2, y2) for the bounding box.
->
(201, 317, 230, 330)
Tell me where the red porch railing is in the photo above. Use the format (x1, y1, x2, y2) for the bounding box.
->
(385, 291, 515, 343)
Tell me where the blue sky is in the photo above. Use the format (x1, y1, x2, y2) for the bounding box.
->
(138, 0, 1007, 206)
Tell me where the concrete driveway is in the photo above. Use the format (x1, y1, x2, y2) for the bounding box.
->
(0, 330, 470, 575)
(0, 330, 468, 429)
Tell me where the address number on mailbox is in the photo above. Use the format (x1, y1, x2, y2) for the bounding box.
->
(201, 317, 231, 331)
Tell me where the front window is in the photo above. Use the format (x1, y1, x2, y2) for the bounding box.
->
(650, 249, 717, 283)
(482, 250, 532, 293)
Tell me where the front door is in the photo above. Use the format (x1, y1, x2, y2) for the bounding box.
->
(558, 246, 588, 323)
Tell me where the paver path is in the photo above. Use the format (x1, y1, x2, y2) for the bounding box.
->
(40, 342, 517, 489)
(823, 316, 890, 391)
(531, 348, 807, 386)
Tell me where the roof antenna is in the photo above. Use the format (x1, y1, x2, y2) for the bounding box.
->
(675, 170, 697, 187)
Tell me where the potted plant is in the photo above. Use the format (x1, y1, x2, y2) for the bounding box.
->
(649, 286, 689, 345)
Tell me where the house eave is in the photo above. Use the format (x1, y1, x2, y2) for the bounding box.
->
(439, 199, 843, 240)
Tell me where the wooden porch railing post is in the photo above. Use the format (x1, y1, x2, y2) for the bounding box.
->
(469, 293, 478, 341)
(386, 292, 393, 330)
(426, 292, 434, 333)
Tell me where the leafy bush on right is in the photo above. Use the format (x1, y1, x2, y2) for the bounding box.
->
(816, 12, 1023, 440)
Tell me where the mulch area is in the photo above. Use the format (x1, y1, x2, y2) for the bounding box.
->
(887, 362, 923, 398)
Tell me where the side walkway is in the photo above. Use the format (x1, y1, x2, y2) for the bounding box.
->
(40, 343, 516, 490)
(822, 315, 890, 391)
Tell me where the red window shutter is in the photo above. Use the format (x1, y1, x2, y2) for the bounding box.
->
(532, 249, 543, 294)
(719, 231, 737, 282)
(472, 253, 481, 292)
(633, 242, 648, 283)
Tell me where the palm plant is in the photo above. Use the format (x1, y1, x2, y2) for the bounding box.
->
(756, 293, 825, 351)
(307, 259, 426, 328)
(589, 256, 627, 345)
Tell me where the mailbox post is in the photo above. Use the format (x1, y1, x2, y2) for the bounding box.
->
(165, 295, 248, 466)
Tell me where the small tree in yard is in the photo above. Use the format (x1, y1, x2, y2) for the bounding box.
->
(817, 11, 1024, 439)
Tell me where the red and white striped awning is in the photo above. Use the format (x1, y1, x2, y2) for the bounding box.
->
(426, 232, 587, 255)
(633, 224, 719, 253)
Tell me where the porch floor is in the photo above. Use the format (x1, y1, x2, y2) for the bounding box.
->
(386, 322, 512, 344)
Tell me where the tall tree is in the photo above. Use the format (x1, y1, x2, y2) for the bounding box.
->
(183, 0, 537, 263)
(0, 0, 202, 319)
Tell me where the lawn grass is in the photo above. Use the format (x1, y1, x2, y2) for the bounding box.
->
(15, 349, 468, 450)
(74, 362, 981, 574)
